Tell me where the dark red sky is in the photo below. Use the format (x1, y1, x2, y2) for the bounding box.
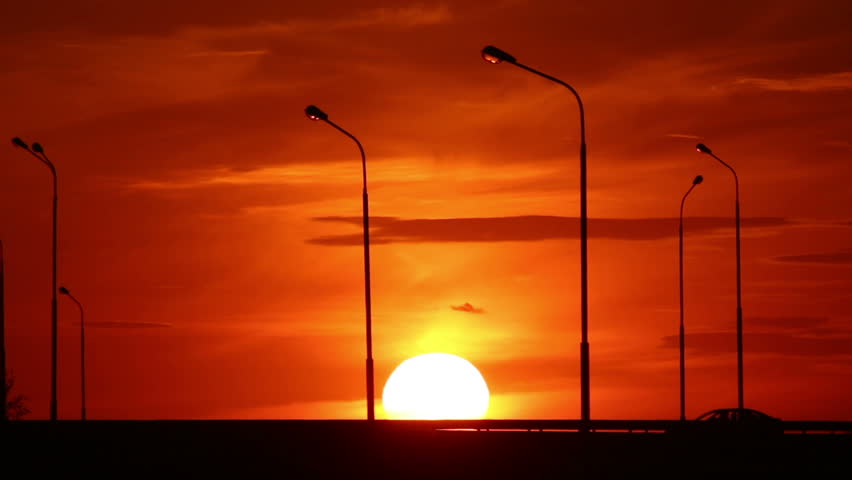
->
(2, 1, 851, 420)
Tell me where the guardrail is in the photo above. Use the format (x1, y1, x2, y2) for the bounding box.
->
(379, 419, 852, 435)
(423, 419, 676, 433)
(782, 421, 852, 435)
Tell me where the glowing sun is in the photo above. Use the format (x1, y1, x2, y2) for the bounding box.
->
(382, 352, 490, 419)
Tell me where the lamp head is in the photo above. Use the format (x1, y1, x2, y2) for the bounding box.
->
(481, 45, 516, 64)
(305, 105, 328, 121)
(696, 143, 712, 155)
(693, 175, 704, 185)
(32, 142, 44, 154)
(12, 137, 28, 149)
(59, 286, 70, 295)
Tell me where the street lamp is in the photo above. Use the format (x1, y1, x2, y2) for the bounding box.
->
(481, 45, 591, 423)
(59, 286, 86, 420)
(679, 175, 703, 421)
(304, 105, 375, 421)
(696, 143, 744, 410)
(11, 137, 59, 421)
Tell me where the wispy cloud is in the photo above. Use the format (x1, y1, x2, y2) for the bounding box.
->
(187, 49, 269, 57)
(364, 5, 453, 27)
(661, 314, 852, 358)
(774, 250, 852, 265)
(666, 133, 702, 140)
(82, 321, 172, 329)
(125, 158, 440, 191)
(191, 5, 452, 40)
(126, 165, 344, 190)
(734, 72, 852, 92)
(660, 331, 852, 357)
(747, 317, 829, 331)
(308, 215, 793, 245)
(824, 140, 852, 150)
(451, 302, 485, 314)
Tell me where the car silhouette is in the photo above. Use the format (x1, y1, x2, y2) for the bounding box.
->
(691, 408, 784, 435)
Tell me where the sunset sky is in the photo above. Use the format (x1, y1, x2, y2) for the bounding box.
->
(2, 0, 851, 421)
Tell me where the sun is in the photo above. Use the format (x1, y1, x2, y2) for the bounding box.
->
(382, 352, 490, 419)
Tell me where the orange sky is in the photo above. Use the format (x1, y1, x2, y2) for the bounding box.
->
(2, 1, 851, 420)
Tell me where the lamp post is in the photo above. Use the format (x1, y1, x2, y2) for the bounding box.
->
(481, 45, 591, 423)
(59, 286, 85, 420)
(304, 105, 375, 421)
(11, 137, 59, 421)
(679, 175, 703, 421)
(696, 143, 744, 410)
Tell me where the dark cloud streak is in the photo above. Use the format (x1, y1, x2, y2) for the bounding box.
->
(308, 215, 792, 245)
(660, 332, 852, 357)
(451, 302, 485, 314)
(774, 251, 852, 264)
(747, 317, 829, 331)
(80, 321, 173, 329)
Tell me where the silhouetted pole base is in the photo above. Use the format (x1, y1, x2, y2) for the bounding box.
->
(366, 358, 375, 421)
(737, 305, 743, 409)
(50, 167, 58, 422)
(363, 190, 375, 422)
(1, 241, 5, 421)
(580, 341, 590, 427)
(50, 298, 57, 420)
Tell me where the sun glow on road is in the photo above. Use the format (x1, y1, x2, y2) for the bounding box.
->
(382, 353, 490, 420)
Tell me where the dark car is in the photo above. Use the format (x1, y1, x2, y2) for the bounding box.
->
(690, 408, 784, 436)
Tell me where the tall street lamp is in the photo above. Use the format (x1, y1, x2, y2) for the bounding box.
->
(305, 105, 375, 421)
(696, 143, 744, 410)
(11, 137, 59, 421)
(59, 286, 86, 420)
(679, 175, 703, 421)
(481, 45, 591, 423)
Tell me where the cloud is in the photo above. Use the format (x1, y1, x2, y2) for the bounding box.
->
(190, 5, 452, 40)
(660, 332, 852, 357)
(82, 321, 172, 329)
(774, 250, 852, 265)
(747, 317, 829, 331)
(186, 49, 269, 57)
(666, 133, 702, 140)
(362, 5, 453, 27)
(126, 165, 341, 190)
(824, 141, 852, 150)
(308, 215, 793, 245)
(733, 72, 852, 92)
(451, 302, 485, 314)
(660, 316, 852, 357)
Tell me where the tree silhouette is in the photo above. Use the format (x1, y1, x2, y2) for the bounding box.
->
(5, 371, 30, 420)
